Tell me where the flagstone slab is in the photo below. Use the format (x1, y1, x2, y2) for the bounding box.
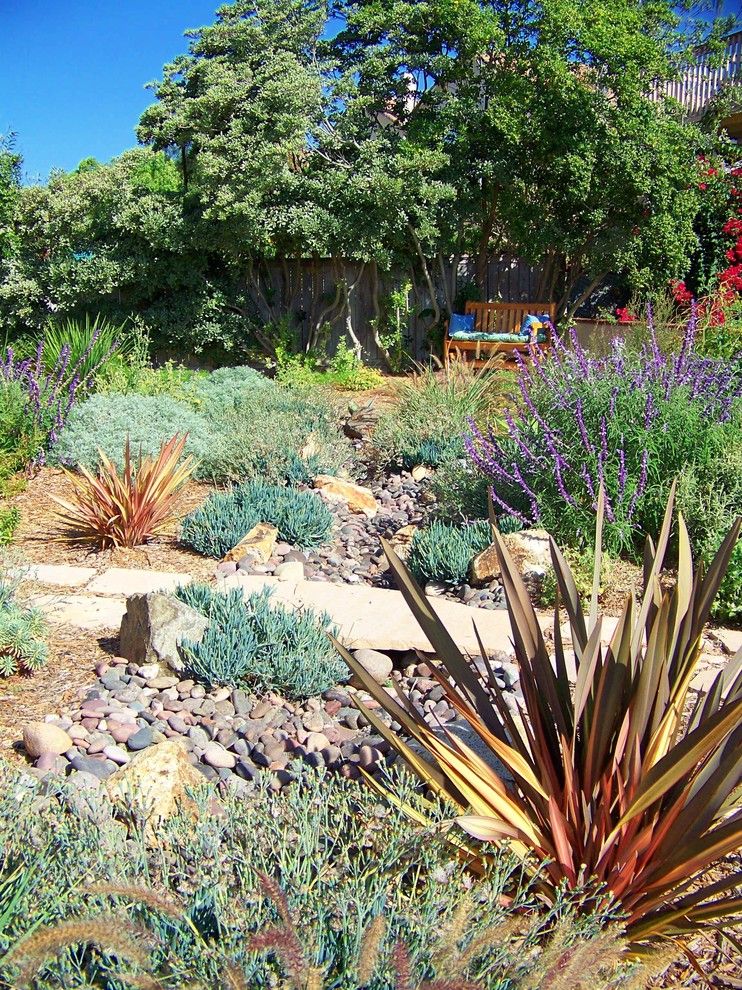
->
(19, 564, 96, 588)
(30, 594, 127, 631)
(86, 568, 192, 597)
(712, 627, 742, 656)
(218, 572, 514, 653)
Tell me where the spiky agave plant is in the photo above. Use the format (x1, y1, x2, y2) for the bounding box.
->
(334, 485, 742, 946)
(51, 434, 194, 549)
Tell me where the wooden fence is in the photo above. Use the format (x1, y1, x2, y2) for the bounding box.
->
(262, 254, 544, 365)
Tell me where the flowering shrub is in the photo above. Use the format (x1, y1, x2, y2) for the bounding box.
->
(466, 312, 742, 557)
(0, 331, 116, 466)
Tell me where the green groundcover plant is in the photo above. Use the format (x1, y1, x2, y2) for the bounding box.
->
(0, 765, 669, 989)
(175, 583, 345, 698)
(408, 520, 492, 586)
(180, 481, 333, 558)
(0, 571, 47, 676)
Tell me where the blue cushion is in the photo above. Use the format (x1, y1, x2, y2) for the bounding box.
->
(519, 314, 544, 338)
(449, 313, 476, 336)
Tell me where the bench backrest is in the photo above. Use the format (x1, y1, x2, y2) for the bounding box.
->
(464, 300, 557, 334)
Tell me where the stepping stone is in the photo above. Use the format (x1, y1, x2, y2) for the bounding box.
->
(87, 568, 192, 596)
(219, 573, 514, 654)
(713, 628, 742, 656)
(21, 564, 96, 588)
(30, 594, 127, 631)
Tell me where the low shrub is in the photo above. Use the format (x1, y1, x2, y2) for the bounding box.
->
(52, 435, 195, 549)
(676, 439, 742, 623)
(175, 583, 346, 698)
(0, 506, 19, 545)
(373, 360, 507, 468)
(51, 393, 211, 470)
(467, 317, 742, 558)
(196, 383, 354, 484)
(277, 339, 385, 392)
(429, 445, 490, 521)
(187, 363, 276, 414)
(180, 481, 333, 558)
(0, 764, 638, 990)
(408, 519, 492, 586)
(0, 574, 47, 676)
(97, 357, 206, 400)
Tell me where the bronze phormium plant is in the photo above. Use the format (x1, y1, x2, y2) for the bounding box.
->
(52, 433, 194, 549)
(334, 485, 742, 947)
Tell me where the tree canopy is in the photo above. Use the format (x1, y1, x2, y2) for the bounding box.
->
(0, 0, 731, 359)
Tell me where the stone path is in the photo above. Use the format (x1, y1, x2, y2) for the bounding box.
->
(22, 563, 737, 692)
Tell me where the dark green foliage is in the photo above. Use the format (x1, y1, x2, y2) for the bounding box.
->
(408, 520, 492, 586)
(180, 481, 333, 558)
(175, 583, 346, 697)
(0, 577, 47, 676)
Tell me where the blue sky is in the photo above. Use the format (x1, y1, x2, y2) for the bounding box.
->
(1, 0, 218, 183)
(1, 0, 739, 184)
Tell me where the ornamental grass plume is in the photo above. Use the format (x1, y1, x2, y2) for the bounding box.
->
(51, 434, 194, 549)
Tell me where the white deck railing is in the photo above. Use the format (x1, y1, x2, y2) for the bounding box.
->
(659, 31, 742, 118)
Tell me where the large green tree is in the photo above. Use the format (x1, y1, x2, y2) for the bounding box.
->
(328, 0, 709, 316)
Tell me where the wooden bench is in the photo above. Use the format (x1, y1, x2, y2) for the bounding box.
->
(444, 301, 557, 367)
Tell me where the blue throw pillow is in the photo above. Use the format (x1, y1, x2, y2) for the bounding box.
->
(449, 313, 476, 336)
(519, 314, 544, 338)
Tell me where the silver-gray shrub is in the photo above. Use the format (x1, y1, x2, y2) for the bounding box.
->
(49, 393, 212, 470)
(176, 583, 347, 698)
(196, 383, 355, 484)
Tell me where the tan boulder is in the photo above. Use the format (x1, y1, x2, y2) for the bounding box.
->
(313, 475, 378, 518)
(470, 544, 501, 585)
(223, 522, 278, 564)
(23, 722, 73, 758)
(106, 740, 205, 833)
(470, 529, 552, 586)
(388, 524, 417, 562)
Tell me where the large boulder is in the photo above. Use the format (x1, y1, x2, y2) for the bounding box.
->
(223, 522, 278, 564)
(119, 592, 209, 673)
(313, 475, 378, 519)
(23, 722, 73, 758)
(470, 529, 552, 586)
(105, 739, 206, 833)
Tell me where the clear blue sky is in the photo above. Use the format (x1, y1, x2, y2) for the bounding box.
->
(1, 0, 219, 183)
(1, 1, 739, 184)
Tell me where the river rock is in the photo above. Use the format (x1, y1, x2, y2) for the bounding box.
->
(23, 722, 73, 758)
(352, 648, 393, 685)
